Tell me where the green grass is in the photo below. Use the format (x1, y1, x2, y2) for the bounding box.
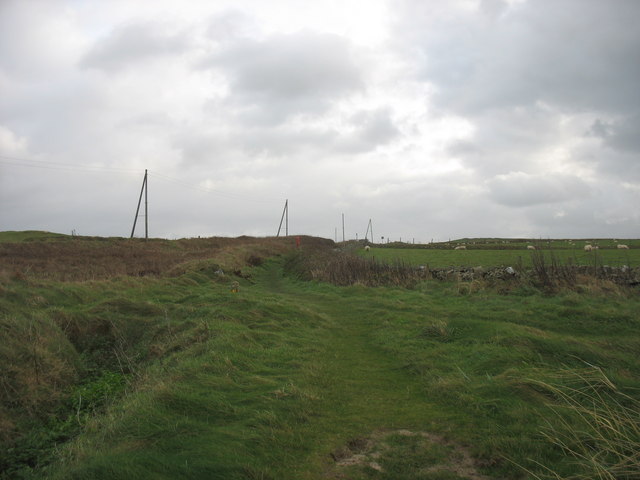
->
(362, 246, 640, 268)
(1, 241, 639, 479)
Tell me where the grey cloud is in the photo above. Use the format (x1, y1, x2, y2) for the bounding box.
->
(201, 31, 364, 122)
(174, 107, 399, 165)
(480, 0, 508, 18)
(589, 115, 640, 153)
(205, 10, 259, 43)
(446, 105, 568, 175)
(487, 172, 591, 207)
(347, 108, 400, 150)
(396, 0, 640, 116)
(524, 181, 640, 238)
(80, 22, 190, 72)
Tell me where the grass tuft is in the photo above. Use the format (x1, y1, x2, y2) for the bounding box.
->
(523, 366, 640, 479)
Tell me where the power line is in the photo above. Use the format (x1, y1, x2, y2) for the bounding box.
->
(0, 155, 139, 174)
(0, 155, 279, 205)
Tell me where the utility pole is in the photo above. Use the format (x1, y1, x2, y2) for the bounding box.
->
(342, 213, 345, 242)
(277, 199, 289, 237)
(130, 169, 148, 240)
(364, 219, 373, 243)
(335, 227, 337, 242)
(144, 169, 148, 239)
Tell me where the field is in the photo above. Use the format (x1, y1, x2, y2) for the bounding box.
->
(360, 242, 640, 269)
(1, 234, 639, 479)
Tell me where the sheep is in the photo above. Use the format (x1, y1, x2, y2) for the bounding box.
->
(617, 244, 629, 249)
(527, 245, 536, 250)
(584, 245, 593, 252)
(454, 246, 466, 250)
(364, 245, 371, 252)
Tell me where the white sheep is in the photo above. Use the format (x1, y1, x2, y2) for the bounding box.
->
(364, 245, 371, 251)
(527, 245, 536, 250)
(454, 246, 466, 250)
(584, 244, 593, 251)
(617, 244, 629, 249)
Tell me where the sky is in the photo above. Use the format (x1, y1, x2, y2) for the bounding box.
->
(1, 0, 639, 241)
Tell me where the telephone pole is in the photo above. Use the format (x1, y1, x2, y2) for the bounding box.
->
(364, 219, 373, 243)
(130, 169, 148, 239)
(342, 213, 345, 242)
(277, 199, 288, 237)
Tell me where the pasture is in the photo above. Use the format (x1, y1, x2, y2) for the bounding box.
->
(1, 233, 639, 479)
(362, 242, 640, 269)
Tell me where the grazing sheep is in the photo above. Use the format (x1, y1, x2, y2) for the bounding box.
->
(527, 245, 536, 250)
(617, 244, 629, 249)
(584, 245, 593, 251)
(454, 246, 466, 250)
(364, 245, 371, 251)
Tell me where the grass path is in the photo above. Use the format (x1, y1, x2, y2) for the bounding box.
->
(254, 261, 485, 479)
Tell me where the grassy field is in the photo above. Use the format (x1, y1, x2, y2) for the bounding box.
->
(361, 246, 640, 269)
(1, 234, 639, 479)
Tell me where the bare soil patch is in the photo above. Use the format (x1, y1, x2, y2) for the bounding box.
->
(327, 429, 494, 479)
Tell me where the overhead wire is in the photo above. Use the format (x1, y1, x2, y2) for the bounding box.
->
(0, 155, 140, 174)
(0, 155, 282, 205)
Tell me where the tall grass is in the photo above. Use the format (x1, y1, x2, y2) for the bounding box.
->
(285, 250, 427, 287)
(525, 367, 640, 479)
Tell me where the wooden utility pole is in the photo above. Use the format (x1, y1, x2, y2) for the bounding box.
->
(342, 213, 345, 242)
(130, 169, 148, 239)
(277, 199, 288, 237)
(144, 170, 148, 239)
(364, 219, 373, 243)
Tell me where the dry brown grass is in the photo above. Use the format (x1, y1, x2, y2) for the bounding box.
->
(0, 235, 332, 281)
(285, 249, 429, 287)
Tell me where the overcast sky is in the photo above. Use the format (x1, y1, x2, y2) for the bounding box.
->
(1, 0, 639, 241)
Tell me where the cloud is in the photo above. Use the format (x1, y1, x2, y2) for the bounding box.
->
(487, 171, 591, 207)
(201, 30, 364, 122)
(205, 10, 259, 43)
(0, 0, 86, 78)
(589, 115, 640, 153)
(395, 0, 640, 116)
(173, 106, 400, 166)
(346, 108, 400, 150)
(80, 22, 190, 72)
(1, 1, 639, 240)
(0, 125, 28, 155)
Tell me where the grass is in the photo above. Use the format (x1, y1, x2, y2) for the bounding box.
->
(520, 367, 640, 480)
(361, 246, 639, 269)
(1, 234, 639, 479)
